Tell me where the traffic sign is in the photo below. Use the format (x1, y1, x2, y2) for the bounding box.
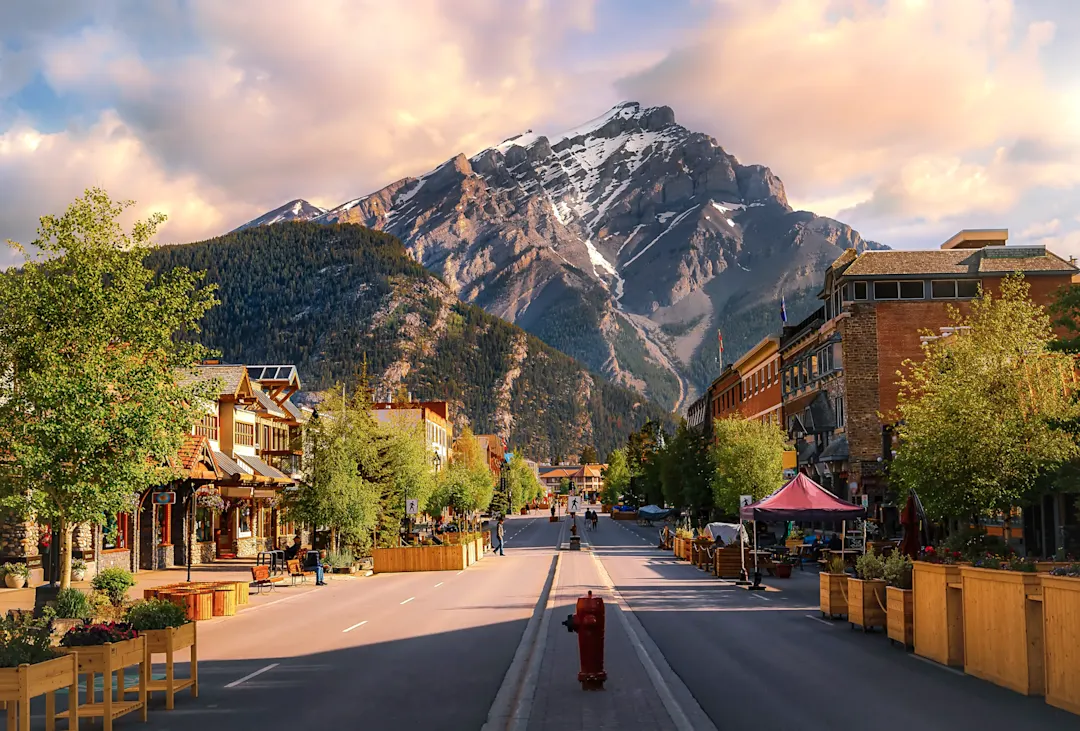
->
(861, 495, 869, 509)
(739, 494, 753, 508)
(153, 491, 176, 506)
(406, 499, 419, 515)
(568, 496, 581, 514)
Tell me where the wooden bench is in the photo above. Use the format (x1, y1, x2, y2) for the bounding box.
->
(286, 559, 314, 586)
(250, 565, 284, 594)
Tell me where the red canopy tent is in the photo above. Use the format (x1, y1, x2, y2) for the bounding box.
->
(740, 473, 866, 522)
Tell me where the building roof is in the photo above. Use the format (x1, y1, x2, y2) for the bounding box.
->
(237, 454, 291, 483)
(179, 365, 253, 398)
(173, 434, 220, 479)
(247, 365, 301, 389)
(212, 451, 248, 481)
(839, 247, 1076, 278)
(252, 388, 288, 418)
(731, 335, 780, 373)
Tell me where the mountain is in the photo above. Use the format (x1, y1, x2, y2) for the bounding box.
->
(239, 102, 882, 411)
(149, 222, 672, 460)
(233, 199, 326, 230)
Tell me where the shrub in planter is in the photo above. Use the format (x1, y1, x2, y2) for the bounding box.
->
(820, 555, 850, 619)
(59, 621, 138, 647)
(849, 550, 887, 632)
(884, 552, 914, 648)
(71, 558, 87, 581)
(0, 613, 59, 667)
(326, 550, 355, 570)
(54, 588, 94, 620)
(92, 567, 136, 606)
(125, 599, 188, 631)
(2, 561, 31, 588)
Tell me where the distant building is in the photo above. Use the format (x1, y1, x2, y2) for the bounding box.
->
(538, 464, 606, 502)
(370, 400, 451, 471)
(731, 335, 782, 426)
(707, 364, 743, 425)
(475, 435, 508, 476)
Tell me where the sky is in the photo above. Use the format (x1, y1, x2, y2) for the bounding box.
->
(2, 0, 1079, 269)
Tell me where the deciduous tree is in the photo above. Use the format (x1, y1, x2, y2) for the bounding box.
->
(0, 189, 219, 588)
(891, 275, 1080, 521)
(711, 418, 785, 516)
(600, 449, 630, 505)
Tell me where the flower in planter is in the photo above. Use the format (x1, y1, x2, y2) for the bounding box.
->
(60, 621, 139, 647)
(195, 489, 226, 512)
(0, 614, 60, 668)
(1049, 563, 1080, 577)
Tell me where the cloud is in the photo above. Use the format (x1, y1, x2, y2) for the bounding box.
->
(1, 0, 598, 262)
(617, 0, 1080, 226)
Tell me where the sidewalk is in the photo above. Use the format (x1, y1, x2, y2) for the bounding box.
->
(0, 558, 366, 615)
(527, 548, 673, 731)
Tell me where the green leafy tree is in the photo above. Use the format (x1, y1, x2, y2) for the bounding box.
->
(680, 426, 716, 521)
(0, 189, 218, 589)
(625, 421, 665, 506)
(891, 275, 1080, 521)
(600, 449, 630, 505)
(579, 445, 599, 464)
(505, 454, 542, 510)
(380, 414, 437, 518)
(286, 384, 383, 552)
(711, 417, 785, 516)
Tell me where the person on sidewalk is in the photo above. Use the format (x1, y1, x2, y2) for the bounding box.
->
(550, 505, 556, 520)
(305, 548, 329, 585)
(495, 517, 506, 556)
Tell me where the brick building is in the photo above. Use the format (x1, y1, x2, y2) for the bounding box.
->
(824, 230, 1077, 518)
(708, 365, 743, 424)
(732, 336, 782, 426)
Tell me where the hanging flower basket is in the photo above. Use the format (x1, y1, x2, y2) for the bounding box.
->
(195, 489, 225, 512)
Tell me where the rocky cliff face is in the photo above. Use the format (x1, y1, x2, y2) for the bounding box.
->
(240, 102, 881, 411)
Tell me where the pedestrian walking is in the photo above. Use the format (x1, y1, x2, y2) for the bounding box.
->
(591, 510, 598, 531)
(496, 517, 506, 555)
(550, 505, 556, 520)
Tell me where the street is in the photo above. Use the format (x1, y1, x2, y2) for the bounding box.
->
(25, 513, 1075, 731)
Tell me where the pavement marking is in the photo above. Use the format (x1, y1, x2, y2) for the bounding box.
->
(481, 553, 561, 731)
(434, 581, 444, 588)
(400, 596, 415, 605)
(342, 620, 368, 633)
(911, 654, 966, 676)
(750, 593, 769, 600)
(456, 571, 464, 575)
(590, 548, 718, 731)
(805, 614, 835, 626)
(225, 663, 279, 688)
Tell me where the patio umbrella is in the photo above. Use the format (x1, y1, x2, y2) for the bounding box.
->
(899, 490, 921, 559)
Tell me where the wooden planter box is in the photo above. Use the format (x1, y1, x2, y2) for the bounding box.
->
(960, 566, 1044, 696)
(785, 538, 803, 550)
(59, 636, 147, 730)
(715, 545, 749, 579)
(887, 587, 914, 649)
(126, 622, 197, 710)
(612, 511, 638, 521)
(820, 572, 848, 619)
(212, 586, 236, 617)
(162, 588, 214, 621)
(474, 538, 485, 561)
(913, 562, 965, 667)
(1042, 574, 1080, 714)
(372, 544, 468, 573)
(848, 578, 886, 631)
(0, 654, 79, 730)
(601, 504, 612, 513)
(694, 543, 712, 569)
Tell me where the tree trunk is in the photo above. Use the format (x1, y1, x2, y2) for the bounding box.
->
(58, 519, 74, 591)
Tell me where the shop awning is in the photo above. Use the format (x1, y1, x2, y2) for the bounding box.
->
(740, 473, 866, 522)
(237, 454, 291, 483)
(818, 435, 849, 462)
(220, 485, 254, 499)
(212, 451, 248, 481)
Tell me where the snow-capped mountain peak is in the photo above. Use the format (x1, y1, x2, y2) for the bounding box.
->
(232, 199, 327, 232)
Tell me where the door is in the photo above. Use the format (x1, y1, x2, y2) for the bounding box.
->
(216, 507, 235, 557)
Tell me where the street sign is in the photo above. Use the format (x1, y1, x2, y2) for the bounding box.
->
(861, 495, 869, 509)
(568, 496, 581, 514)
(739, 494, 753, 508)
(406, 499, 419, 515)
(153, 491, 176, 506)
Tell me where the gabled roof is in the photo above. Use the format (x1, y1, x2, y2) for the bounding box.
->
(237, 454, 291, 484)
(179, 365, 255, 399)
(251, 388, 288, 418)
(171, 434, 220, 480)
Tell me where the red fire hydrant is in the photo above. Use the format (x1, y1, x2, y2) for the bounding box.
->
(561, 590, 606, 690)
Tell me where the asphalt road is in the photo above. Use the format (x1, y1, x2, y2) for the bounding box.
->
(121, 514, 562, 731)
(596, 518, 1077, 731)
(25, 513, 1077, 730)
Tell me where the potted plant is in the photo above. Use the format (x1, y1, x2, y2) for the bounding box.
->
(1044, 563, 1080, 713)
(59, 621, 147, 726)
(51, 587, 94, 641)
(819, 555, 849, 619)
(124, 599, 198, 710)
(774, 554, 797, 579)
(884, 551, 914, 649)
(327, 550, 356, 574)
(0, 613, 79, 729)
(71, 558, 88, 582)
(2, 562, 30, 589)
(848, 550, 887, 632)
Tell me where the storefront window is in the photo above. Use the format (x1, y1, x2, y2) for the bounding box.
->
(238, 505, 252, 537)
(103, 513, 130, 550)
(195, 506, 214, 542)
(156, 503, 171, 545)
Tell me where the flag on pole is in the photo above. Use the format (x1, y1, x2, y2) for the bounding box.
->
(780, 293, 788, 324)
(717, 330, 724, 369)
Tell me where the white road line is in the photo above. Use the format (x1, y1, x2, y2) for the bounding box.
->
(342, 620, 368, 633)
(434, 582, 444, 588)
(750, 593, 769, 600)
(400, 596, 415, 605)
(456, 570, 464, 575)
(805, 614, 834, 627)
(910, 654, 965, 676)
(225, 663, 279, 688)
